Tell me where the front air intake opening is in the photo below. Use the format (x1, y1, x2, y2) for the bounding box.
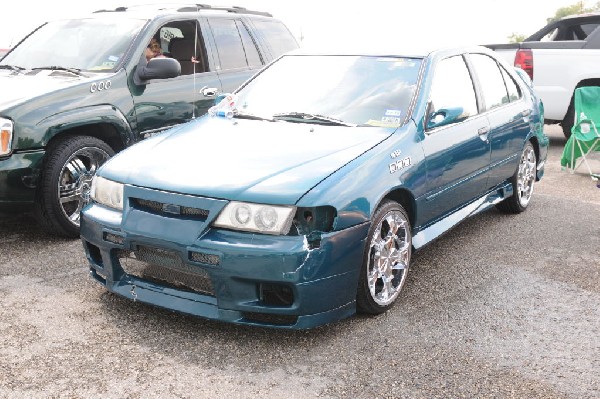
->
(86, 241, 103, 267)
(259, 282, 294, 307)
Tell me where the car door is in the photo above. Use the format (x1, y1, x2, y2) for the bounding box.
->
(420, 55, 491, 225)
(467, 53, 531, 189)
(131, 19, 223, 139)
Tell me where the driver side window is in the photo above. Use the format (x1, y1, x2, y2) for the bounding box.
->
(429, 56, 478, 121)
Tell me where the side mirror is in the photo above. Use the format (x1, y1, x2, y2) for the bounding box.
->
(134, 57, 181, 85)
(427, 107, 468, 130)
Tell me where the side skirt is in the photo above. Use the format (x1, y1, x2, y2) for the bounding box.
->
(412, 181, 512, 249)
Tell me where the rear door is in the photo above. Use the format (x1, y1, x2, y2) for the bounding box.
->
(467, 53, 531, 189)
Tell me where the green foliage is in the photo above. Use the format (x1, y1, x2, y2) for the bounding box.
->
(508, 33, 527, 43)
(547, 1, 600, 23)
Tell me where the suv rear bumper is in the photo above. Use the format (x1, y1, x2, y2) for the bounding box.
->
(0, 150, 44, 208)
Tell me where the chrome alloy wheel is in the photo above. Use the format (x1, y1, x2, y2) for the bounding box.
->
(366, 209, 412, 306)
(517, 144, 536, 208)
(57, 146, 111, 226)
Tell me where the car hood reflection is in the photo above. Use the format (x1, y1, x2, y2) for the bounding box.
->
(101, 117, 393, 204)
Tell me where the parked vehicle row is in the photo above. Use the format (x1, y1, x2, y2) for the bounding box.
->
(1, 4, 550, 329)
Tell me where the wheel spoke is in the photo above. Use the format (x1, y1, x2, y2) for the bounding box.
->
(65, 157, 89, 181)
(60, 193, 80, 204)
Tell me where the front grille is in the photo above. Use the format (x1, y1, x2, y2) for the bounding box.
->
(118, 246, 214, 296)
(132, 198, 209, 219)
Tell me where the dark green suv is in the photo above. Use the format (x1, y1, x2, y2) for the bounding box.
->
(0, 4, 298, 237)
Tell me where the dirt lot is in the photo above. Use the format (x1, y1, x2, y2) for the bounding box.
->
(0, 125, 599, 398)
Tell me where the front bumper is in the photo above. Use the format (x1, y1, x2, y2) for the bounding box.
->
(80, 197, 369, 329)
(0, 150, 44, 209)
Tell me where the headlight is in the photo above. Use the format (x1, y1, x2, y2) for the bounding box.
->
(213, 201, 296, 235)
(0, 118, 13, 156)
(91, 176, 124, 210)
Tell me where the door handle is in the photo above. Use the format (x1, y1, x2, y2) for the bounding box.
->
(477, 127, 490, 135)
(201, 87, 218, 97)
(521, 109, 532, 117)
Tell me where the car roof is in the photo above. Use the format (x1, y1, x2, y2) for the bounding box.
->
(81, 3, 274, 20)
(286, 43, 497, 60)
(560, 11, 600, 20)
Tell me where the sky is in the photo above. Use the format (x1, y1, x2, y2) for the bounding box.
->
(0, 0, 592, 49)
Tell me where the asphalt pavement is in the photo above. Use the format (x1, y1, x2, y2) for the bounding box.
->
(0, 125, 599, 398)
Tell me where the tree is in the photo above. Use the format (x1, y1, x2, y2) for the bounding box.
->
(508, 33, 526, 43)
(508, 1, 600, 42)
(547, 1, 600, 23)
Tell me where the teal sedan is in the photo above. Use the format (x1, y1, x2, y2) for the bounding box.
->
(80, 46, 548, 329)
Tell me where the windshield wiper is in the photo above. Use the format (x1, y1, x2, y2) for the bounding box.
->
(30, 66, 84, 76)
(273, 112, 356, 127)
(0, 65, 25, 74)
(234, 112, 275, 122)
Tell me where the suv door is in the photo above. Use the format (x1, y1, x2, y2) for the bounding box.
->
(131, 19, 223, 139)
(421, 55, 491, 224)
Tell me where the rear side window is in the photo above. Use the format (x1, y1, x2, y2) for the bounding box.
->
(469, 53, 510, 111)
(252, 20, 298, 57)
(236, 20, 262, 68)
(209, 19, 249, 70)
(499, 66, 522, 102)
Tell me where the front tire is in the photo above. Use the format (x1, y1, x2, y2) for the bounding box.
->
(357, 200, 412, 315)
(496, 141, 537, 214)
(34, 136, 114, 238)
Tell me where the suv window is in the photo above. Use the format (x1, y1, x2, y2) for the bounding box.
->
(156, 20, 208, 75)
(1, 18, 146, 71)
(429, 55, 478, 119)
(252, 20, 298, 57)
(209, 19, 252, 70)
(236, 20, 262, 68)
(469, 53, 509, 110)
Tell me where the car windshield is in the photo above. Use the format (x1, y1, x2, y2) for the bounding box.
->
(0, 18, 146, 72)
(235, 54, 422, 127)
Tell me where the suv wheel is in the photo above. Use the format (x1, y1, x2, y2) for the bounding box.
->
(34, 136, 114, 238)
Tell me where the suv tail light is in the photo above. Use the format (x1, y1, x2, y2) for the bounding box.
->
(514, 49, 533, 81)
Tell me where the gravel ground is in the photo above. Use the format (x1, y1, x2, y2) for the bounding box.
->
(0, 125, 599, 398)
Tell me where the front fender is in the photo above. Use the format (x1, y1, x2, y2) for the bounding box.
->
(37, 105, 135, 148)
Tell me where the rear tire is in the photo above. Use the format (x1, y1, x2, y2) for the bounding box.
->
(34, 136, 114, 238)
(561, 100, 575, 140)
(496, 141, 536, 214)
(357, 200, 412, 315)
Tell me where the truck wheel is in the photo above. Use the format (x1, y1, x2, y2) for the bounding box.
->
(561, 101, 574, 140)
(34, 136, 114, 238)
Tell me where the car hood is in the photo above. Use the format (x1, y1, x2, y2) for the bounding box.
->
(0, 71, 87, 109)
(101, 117, 392, 204)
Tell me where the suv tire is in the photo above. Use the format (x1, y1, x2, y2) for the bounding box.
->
(34, 135, 114, 238)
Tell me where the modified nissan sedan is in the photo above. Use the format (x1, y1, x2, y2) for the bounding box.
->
(80, 46, 548, 329)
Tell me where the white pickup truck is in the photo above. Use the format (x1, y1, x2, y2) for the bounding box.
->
(486, 13, 600, 138)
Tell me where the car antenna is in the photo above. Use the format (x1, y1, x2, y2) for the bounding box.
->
(192, 4, 199, 119)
